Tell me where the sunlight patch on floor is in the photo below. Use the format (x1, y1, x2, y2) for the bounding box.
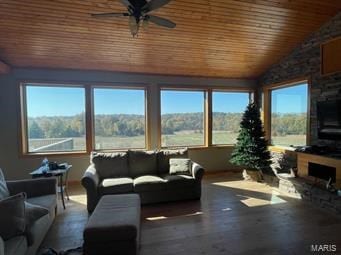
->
(237, 193, 287, 207)
(146, 212, 203, 221)
(69, 194, 87, 205)
(212, 180, 273, 194)
(212, 180, 288, 207)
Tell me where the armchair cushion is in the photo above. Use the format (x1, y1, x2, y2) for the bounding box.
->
(0, 193, 26, 241)
(24, 202, 49, 246)
(26, 194, 57, 215)
(24, 202, 49, 226)
(4, 236, 27, 255)
(0, 168, 9, 200)
(128, 150, 157, 177)
(92, 152, 129, 179)
(169, 158, 192, 175)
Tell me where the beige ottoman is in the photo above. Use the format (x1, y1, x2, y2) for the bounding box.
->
(83, 194, 141, 255)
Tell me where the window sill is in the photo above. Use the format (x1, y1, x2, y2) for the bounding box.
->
(20, 151, 89, 158)
(268, 145, 297, 153)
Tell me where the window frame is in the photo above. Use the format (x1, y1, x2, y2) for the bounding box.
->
(91, 85, 149, 151)
(211, 90, 252, 146)
(19, 82, 150, 156)
(159, 86, 253, 149)
(20, 82, 88, 156)
(19, 81, 255, 156)
(262, 78, 311, 148)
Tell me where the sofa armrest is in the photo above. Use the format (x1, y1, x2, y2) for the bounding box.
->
(0, 236, 4, 255)
(6, 178, 57, 198)
(81, 164, 100, 212)
(82, 164, 99, 189)
(191, 162, 205, 180)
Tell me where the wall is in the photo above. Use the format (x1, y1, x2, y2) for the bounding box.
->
(260, 12, 341, 146)
(0, 68, 256, 181)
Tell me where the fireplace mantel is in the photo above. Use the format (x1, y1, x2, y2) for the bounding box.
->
(297, 152, 341, 189)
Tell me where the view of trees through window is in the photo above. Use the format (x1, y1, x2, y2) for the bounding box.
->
(212, 92, 250, 144)
(26, 85, 86, 152)
(93, 88, 146, 150)
(271, 83, 308, 146)
(161, 90, 204, 147)
(23, 84, 255, 153)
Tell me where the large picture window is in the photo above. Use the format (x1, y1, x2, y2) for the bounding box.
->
(270, 83, 308, 146)
(212, 91, 250, 145)
(93, 88, 146, 150)
(24, 84, 86, 153)
(161, 90, 205, 147)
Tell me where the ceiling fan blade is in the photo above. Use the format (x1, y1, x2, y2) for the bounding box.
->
(129, 16, 139, 37)
(148, 15, 176, 28)
(91, 12, 130, 18)
(142, 0, 172, 12)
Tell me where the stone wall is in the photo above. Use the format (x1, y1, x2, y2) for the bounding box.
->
(260, 12, 341, 146)
(277, 176, 341, 215)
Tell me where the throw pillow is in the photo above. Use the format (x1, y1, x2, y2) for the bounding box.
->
(0, 168, 10, 200)
(157, 148, 188, 174)
(169, 158, 192, 175)
(0, 192, 26, 240)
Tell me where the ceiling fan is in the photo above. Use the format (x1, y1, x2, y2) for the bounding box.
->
(91, 0, 176, 37)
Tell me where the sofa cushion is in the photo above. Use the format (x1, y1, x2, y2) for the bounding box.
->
(128, 150, 157, 178)
(0, 168, 9, 200)
(157, 149, 188, 175)
(26, 194, 57, 215)
(169, 158, 192, 175)
(91, 152, 129, 179)
(0, 193, 26, 241)
(133, 175, 166, 192)
(162, 174, 196, 189)
(4, 235, 27, 255)
(99, 178, 134, 195)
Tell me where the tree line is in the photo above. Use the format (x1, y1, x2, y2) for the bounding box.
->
(28, 112, 307, 139)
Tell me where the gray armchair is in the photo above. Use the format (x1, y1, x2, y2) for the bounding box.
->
(0, 178, 57, 255)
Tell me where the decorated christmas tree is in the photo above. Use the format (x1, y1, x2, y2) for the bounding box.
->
(230, 103, 271, 175)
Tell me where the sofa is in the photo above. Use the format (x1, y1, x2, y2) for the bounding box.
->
(0, 178, 57, 255)
(82, 149, 205, 212)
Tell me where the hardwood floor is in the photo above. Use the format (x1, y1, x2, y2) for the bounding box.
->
(41, 172, 341, 255)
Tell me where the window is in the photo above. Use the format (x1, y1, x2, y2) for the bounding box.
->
(161, 90, 205, 147)
(24, 84, 86, 153)
(270, 83, 308, 146)
(212, 91, 250, 145)
(93, 88, 146, 150)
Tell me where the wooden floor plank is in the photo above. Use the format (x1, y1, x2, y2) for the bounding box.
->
(40, 172, 341, 254)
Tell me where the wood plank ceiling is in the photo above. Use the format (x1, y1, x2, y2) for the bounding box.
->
(0, 0, 340, 78)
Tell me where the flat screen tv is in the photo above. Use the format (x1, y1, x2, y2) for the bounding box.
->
(317, 99, 341, 140)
